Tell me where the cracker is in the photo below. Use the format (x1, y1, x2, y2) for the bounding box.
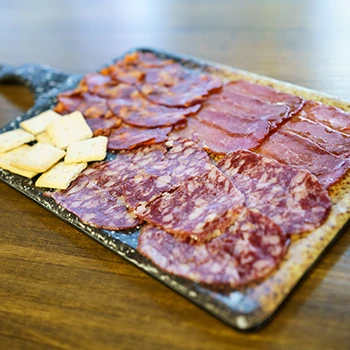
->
(0, 129, 35, 153)
(20, 110, 61, 135)
(65, 136, 108, 164)
(0, 145, 38, 178)
(35, 162, 87, 189)
(36, 131, 54, 145)
(11, 143, 66, 173)
(46, 111, 93, 149)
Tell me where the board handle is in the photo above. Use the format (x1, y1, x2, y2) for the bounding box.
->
(0, 63, 77, 101)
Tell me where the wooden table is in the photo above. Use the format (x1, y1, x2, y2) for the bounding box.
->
(0, 1, 349, 349)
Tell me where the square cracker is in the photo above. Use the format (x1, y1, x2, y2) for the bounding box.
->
(0, 129, 35, 153)
(65, 136, 108, 164)
(0, 145, 38, 178)
(11, 143, 66, 173)
(46, 111, 93, 149)
(20, 110, 61, 135)
(35, 162, 87, 189)
(36, 131, 54, 145)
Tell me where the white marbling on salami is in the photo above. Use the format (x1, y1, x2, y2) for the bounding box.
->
(218, 150, 331, 234)
(136, 166, 245, 243)
(138, 208, 289, 287)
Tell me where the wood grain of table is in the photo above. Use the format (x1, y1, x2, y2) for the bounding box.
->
(0, 1, 349, 349)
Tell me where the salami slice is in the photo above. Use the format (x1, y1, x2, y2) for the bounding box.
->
(139, 64, 222, 107)
(282, 115, 350, 158)
(109, 90, 200, 128)
(136, 166, 245, 243)
(297, 100, 350, 134)
(258, 130, 349, 188)
(80, 73, 117, 94)
(108, 52, 175, 84)
(138, 208, 289, 287)
(123, 138, 212, 209)
(107, 124, 172, 150)
(49, 174, 142, 230)
(85, 117, 122, 136)
(55, 90, 113, 119)
(218, 150, 331, 234)
(225, 80, 305, 115)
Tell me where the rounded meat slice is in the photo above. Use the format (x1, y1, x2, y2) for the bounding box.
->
(107, 124, 172, 150)
(140, 67, 222, 107)
(123, 138, 212, 209)
(49, 175, 142, 230)
(218, 150, 332, 234)
(109, 89, 200, 128)
(85, 117, 122, 136)
(136, 166, 245, 243)
(138, 208, 289, 287)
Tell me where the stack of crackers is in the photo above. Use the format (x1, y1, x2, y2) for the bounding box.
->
(0, 110, 108, 189)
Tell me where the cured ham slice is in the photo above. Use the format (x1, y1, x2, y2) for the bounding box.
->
(138, 208, 288, 287)
(258, 130, 349, 188)
(225, 80, 305, 115)
(107, 124, 172, 150)
(282, 115, 350, 158)
(298, 101, 350, 134)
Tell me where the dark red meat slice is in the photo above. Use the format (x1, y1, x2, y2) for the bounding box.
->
(218, 150, 331, 234)
(49, 175, 142, 230)
(139, 64, 222, 107)
(171, 117, 262, 155)
(214, 87, 291, 127)
(107, 124, 172, 150)
(135, 166, 245, 243)
(80, 73, 116, 94)
(85, 117, 122, 136)
(226, 80, 305, 115)
(138, 208, 289, 287)
(123, 138, 212, 209)
(108, 52, 175, 84)
(55, 90, 114, 119)
(109, 88, 200, 128)
(298, 100, 350, 134)
(258, 130, 349, 188)
(282, 115, 350, 158)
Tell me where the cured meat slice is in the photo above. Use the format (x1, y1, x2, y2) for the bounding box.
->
(80, 73, 117, 94)
(211, 88, 291, 127)
(109, 90, 200, 128)
(107, 124, 172, 151)
(123, 138, 212, 209)
(171, 117, 262, 155)
(108, 52, 175, 84)
(136, 166, 245, 243)
(282, 115, 350, 158)
(297, 100, 350, 134)
(258, 130, 349, 188)
(49, 175, 142, 230)
(218, 150, 331, 234)
(85, 117, 122, 136)
(55, 90, 114, 119)
(139, 67, 222, 107)
(225, 80, 305, 115)
(138, 208, 289, 287)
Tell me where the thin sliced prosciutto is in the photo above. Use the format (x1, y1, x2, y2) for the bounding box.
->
(258, 130, 349, 188)
(225, 80, 305, 115)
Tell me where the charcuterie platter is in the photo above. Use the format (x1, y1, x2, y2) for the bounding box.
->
(0, 48, 349, 330)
